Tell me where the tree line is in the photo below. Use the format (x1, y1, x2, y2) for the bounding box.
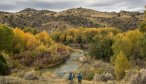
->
(0, 24, 71, 75)
(51, 26, 146, 79)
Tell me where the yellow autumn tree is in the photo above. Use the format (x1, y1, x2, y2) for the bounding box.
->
(24, 32, 38, 50)
(59, 34, 65, 43)
(115, 51, 131, 80)
(35, 31, 53, 47)
(112, 30, 144, 65)
(66, 35, 73, 44)
(35, 43, 48, 52)
(13, 28, 26, 53)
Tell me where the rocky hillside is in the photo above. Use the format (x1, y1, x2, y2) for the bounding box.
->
(0, 8, 144, 32)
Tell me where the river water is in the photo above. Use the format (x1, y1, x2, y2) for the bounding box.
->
(40, 50, 84, 78)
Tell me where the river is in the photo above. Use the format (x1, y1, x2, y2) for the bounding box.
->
(39, 49, 84, 78)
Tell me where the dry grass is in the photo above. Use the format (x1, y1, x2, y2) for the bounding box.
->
(0, 76, 129, 84)
(0, 76, 93, 84)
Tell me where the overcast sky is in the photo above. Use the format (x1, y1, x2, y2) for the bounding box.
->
(0, 0, 145, 12)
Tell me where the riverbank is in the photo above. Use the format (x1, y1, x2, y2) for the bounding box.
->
(0, 49, 94, 84)
(8, 49, 83, 78)
(35, 49, 81, 70)
(37, 49, 84, 78)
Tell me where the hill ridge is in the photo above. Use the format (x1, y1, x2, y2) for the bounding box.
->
(0, 8, 144, 32)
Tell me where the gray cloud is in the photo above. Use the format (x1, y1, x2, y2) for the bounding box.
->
(0, 0, 145, 12)
(88, 0, 146, 12)
(88, 0, 120, 7)
(33, 1, 81, 9)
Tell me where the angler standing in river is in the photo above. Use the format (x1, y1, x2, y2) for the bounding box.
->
(68, 72, 74, 84)
(77, 72, 82, 84)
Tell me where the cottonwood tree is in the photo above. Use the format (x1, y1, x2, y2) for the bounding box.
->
(0, 24, 14, 52)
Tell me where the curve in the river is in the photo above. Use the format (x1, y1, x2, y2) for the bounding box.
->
(40, 50, 84, 77)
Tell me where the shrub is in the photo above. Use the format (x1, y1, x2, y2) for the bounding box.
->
(23, 27, 38, 34)
(23, 70, 39, 80)
(93, 72, 114, 82)
(79, 64, 95, 80)
(124, 69, 137, 81)
(93, 60, 114, 75)
(82, 69, 94, 80)
(129, 69, 146, 84)
(41, 71, 56, 78)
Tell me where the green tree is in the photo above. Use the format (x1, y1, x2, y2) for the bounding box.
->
(23, 27, 38, 34)
(88, 42, 99, 59)
(139, 6, 146, 32)
(0, 24, 14, 52)
(89, 36, 113, 61)
(50, 31, 60, 42)
(0, 54, 9, 75)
